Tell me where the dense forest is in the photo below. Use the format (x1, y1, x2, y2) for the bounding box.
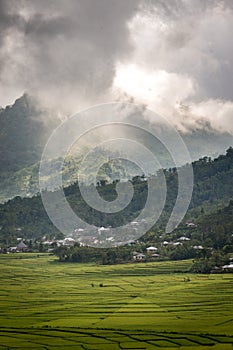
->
(0, 148, 233, 251)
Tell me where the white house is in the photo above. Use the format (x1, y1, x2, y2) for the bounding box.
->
(193, 245, 204, 250)
(146, 246, 158, 254)
(222, 263, 233, 271)
(64, 237, 75, 246)
(133, 253, 146, 261)
(186, 222, 197, 228)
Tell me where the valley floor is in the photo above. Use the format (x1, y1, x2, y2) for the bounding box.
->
(0, 253, 233, 349)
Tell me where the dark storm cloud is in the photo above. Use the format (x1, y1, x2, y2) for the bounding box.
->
(0, 0, 139, 109)
(0, 0, 233, 134)
(0, 0, 16, 32)
(0, 0, 22, 51)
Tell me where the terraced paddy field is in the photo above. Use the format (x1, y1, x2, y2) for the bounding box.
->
(0, 253, 233, 349)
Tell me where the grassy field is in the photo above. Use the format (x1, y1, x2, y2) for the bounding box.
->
(0, 254, 233, 349)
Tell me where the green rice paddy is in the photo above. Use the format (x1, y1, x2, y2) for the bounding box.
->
(0, 253, 233, 349)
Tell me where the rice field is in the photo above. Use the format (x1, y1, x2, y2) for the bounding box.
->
(0, 253, 233, 349)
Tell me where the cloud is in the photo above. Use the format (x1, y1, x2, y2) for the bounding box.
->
(113, 63, 195, 109)
(0, 0, 233, 134)
(113, 0, 233, 133)
(0, 0, 139, 111)
(183, 99, 233, 134)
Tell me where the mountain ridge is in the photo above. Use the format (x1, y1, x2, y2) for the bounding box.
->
(0, 95, 233, 203)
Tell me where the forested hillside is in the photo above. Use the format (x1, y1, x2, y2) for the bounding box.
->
(196, 199, 233, 251)
(0, 148, 233, 247)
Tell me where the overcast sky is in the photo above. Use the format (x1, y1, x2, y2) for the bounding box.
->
(0, 0, 233, 133)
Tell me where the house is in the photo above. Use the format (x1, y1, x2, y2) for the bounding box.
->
(17, 241, 28, 251)
(222, 263, 233, 272)
(151, 253, 160, 258)
(8, 241, 28, 253)
(186, 221, 197, 228)
(126, 240, 136, 245)
(146, 246, 158, 254)
(98, 227, 110, 233)
(64, 237, 75, 246)
(133, 253, 146, 261)
(193, 245, 204, 250)
(42, 240, 54, 245)
(131, 221, 139, 225)
(9, 246, 18, 253)
(75, 228, 84, 232)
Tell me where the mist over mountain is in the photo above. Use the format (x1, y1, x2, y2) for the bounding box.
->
(183, 129, 233, 161)
(1, 94, 232, 171)
(0, 94, 232, 202)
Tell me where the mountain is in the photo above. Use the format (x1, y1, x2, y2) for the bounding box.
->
(0, 152, 143, 203)
(0, 94, 59, 172)
(0, 95, 232, 203)
(0, 148, 233, 246)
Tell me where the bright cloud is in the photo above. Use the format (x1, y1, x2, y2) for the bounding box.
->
(113, 1, 233, 133)
(113, 63, 195, 116)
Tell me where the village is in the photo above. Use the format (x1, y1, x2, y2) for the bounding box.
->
(1, 219, 233, 272)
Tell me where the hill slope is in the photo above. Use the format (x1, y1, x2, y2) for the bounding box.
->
(0, 148, 233, 245)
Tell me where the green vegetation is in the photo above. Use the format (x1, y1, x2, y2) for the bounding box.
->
(0, 253, 233, 349)
(197, 199, 233, 250)
(0, 150, 142, 203)
(1, 148, 233, 245)
(52, 200, 233, 267)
